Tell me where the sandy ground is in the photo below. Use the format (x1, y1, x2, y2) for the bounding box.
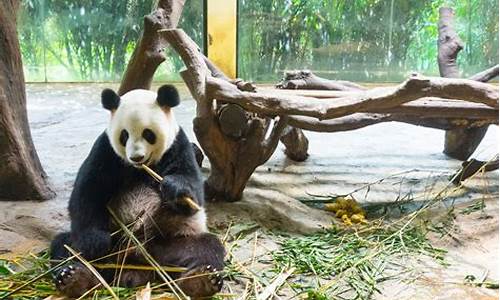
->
(0, 83, 498, 299)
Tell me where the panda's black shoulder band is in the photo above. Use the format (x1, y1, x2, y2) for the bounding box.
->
(101, 89, 120, 111)
(157, 84, 180, 108)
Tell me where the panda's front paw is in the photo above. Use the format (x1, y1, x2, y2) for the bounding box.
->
(160, 178, 188, 202)
(160, 179, 195, 212)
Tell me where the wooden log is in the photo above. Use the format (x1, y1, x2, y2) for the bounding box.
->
(280, 126, 309, 161)
(276, 70, 366, 91)
(0, 0, 55, 201)
(469, 64, 499, 83)
(444, 127, 489, 160)
(217, 104, 248, 139)
(165, 30, 210, 117)
(452, 158, 499, 184)
(288, 113, 495, 133)
(259, 88, 356, 99)
(375, 98, 498, 120)
(206, 75, 498, 120)
(118, 0, 185, 95)
(438, 7, 489, 160)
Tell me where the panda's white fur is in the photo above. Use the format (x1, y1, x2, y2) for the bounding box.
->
(107, 89, 179, 167)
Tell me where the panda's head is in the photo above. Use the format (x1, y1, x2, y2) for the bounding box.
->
(101, 85, 180, 167)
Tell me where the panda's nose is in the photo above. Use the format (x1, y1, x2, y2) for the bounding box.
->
(130, 155, 144, 163)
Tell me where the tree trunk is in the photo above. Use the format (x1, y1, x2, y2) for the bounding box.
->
(0, 0, 54, 201)
(437, 8, 463, 78)
(469, 64, 499, 82)
(196, 114, 289, 202)
(438, 7, 488, 160)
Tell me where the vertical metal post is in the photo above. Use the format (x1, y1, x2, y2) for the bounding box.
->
(40, 0, 48, 82)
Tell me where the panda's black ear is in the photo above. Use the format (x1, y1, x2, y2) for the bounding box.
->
(157, 84, 180, 108)
(101, 89, 120, 111)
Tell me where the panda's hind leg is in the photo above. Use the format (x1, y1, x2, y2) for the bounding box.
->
(151, 233, 225, 298)
(50, 232, 100, 298)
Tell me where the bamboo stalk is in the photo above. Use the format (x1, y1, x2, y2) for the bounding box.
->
(108, 208, 188, 299)
(256, 267, 296, 300)
(141, 164, 201, 211)
(92, 263, 186, 273)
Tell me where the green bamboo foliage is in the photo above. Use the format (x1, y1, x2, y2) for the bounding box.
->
(17, 0, 203, 82)
(238, 0, 499, 82)
(17, 0, 498, 82)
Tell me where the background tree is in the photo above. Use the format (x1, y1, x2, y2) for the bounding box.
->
(0, 0, 54, 201)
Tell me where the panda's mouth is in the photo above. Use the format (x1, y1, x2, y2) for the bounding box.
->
(130, 155, 152, 168)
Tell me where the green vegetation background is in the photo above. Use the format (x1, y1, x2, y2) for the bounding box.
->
(18, 0, 499, 83)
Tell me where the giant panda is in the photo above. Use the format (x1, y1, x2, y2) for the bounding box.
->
(50, 85, 225, 298)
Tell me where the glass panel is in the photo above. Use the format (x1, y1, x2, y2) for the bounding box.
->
(155, 0, 204, 82)
(17, 0, 204, 82)
(238, 0, 499, 82)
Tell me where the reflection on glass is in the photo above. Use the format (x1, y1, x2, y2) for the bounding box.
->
(17, 1, 498, 83)
(238, 0, 499, 82)
(17, 0, 203, 82)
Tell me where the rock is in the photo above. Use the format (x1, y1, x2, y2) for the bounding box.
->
(207, 187, 333, 234)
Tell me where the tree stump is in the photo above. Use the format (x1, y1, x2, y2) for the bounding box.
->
(280, 126, 309, 162)
(438, 7, 488, 160)
(0, 0, 54, 201)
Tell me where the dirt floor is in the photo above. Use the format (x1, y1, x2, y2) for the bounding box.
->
(0, 84, 498, 299)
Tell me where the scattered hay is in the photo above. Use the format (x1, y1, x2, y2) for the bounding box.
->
(1, 166, 498, 299)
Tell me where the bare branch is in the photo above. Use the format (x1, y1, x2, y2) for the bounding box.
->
(207, 75, 498, 120)
(452, 158, 499, 184)
(377, 98, 497, 119)
(288, 113, 496, 133)
(262, 116, 289, 162)
(276, 70, 366, 91)
(469, 64, 499, 82)
(118, 0, 186, 95)
(260, 88, 357, 99)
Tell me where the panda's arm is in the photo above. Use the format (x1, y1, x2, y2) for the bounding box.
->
(67, 133, 123, 259)
(157, 130, 204, 215)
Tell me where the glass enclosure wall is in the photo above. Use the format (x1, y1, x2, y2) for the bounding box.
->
(18, 0, 498, 83)
(238, 0, 499, 82)
(17, 0, 203, 82)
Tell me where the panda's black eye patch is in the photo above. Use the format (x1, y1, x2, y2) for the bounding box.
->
(119, 129, 129, 147)
(142, 128, 156, 144)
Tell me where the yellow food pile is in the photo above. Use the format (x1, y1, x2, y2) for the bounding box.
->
(324, 197, 367, 226)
